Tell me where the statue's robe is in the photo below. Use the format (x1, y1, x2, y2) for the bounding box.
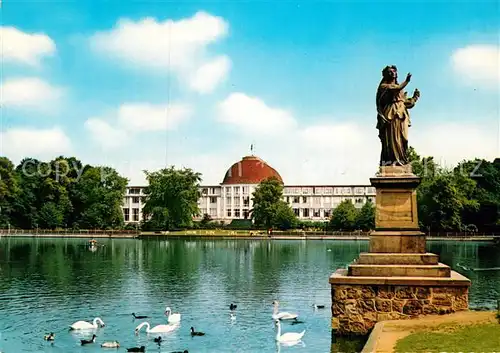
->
(376, 82, 416, 166)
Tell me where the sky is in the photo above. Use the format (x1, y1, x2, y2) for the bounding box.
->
(0, 0, 499, 186)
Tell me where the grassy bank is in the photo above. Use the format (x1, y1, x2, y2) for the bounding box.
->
(363, 311, 499, 353)
(395, 323, 500, 352)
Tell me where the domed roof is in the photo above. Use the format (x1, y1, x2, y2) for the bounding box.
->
(222, 155, 283, 185)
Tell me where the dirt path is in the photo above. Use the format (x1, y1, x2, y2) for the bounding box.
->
(362, 311, 497, 353)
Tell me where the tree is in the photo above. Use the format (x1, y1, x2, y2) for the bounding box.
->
(0, 157, 20, 227)
(251, 177, 297, 229)
(70, 166, 128, 229)
(274, 201, 298, 230)
(418, 170, 479, 231)
(329, 200, 358, 231)
(457, 159, 500, 232)
(142, 167, 201, 230)
(356, 199, 375, 231)
(11, 158, 45, 228)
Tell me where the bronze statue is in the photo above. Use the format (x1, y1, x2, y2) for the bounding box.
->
(376, 65, 420, 166)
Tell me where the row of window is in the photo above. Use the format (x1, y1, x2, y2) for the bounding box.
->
(200, 186, 251, 195)
(286, 196, 368, 204)
(283, 187, 376, 195)
(200, 196, 370, 205)
(123, 208, 141, 222)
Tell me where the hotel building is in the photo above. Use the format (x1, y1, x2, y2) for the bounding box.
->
(122, 155, 376, 224)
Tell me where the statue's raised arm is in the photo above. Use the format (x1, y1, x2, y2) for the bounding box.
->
(376, 65, 420, 167)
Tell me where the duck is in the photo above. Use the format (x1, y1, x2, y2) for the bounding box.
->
(291, 318, 305, 325)
(69, 317, 105, 330)
(126, 347, 145, 352)
(164, 306, 181, 323)
(101, 341, 120, 348)
(44, 332, 55, 341)
(229, 303, 237, 311)
(81, 334, 96, 345)
(154, 336, 162, 344)
(275, 319, 305, 343)
(135, 321, 178, 334)
(190, 327, 205, 336)
(272, 300, 298, 320)
(132, 313, 149, 319)
(312, 304, 325, 309)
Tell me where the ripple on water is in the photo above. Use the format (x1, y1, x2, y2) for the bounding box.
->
(1, 238, 497, 352)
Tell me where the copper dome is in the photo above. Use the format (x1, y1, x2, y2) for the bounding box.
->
(222, 156, 283, 185)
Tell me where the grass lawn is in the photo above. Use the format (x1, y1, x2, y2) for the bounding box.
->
(395, 323, 500, 352)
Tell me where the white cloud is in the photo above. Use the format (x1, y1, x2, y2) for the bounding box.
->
(0, 127, 71, 162)
(412, 122, 498, 167)
(89, 11, 230, 93)
(118, 103, 191, 132)
(212, 92, 498, 185)
(0, 26, 56, 66)
(84, 102, 191, 150)
(84, 118, 129, 149)
(451, 45, 500, 87)
(1, 77, 63, 111)
(217, 93, 297, 134)
(188, 55, 231, 93)
(87, 118, 498, 187)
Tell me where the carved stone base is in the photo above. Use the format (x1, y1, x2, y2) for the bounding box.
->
(330, 269, 470, 336)
(369, 230, 426, 253)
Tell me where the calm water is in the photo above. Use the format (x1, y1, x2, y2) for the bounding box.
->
(0, 238, 499, 353)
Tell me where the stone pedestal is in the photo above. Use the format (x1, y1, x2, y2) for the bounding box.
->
(330, 165, 471, 336)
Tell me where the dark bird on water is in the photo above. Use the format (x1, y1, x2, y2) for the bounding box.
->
(44, 332, 55, 341)
(190, 327, 205, 336)
(229, 303, 237, 311)
(80, 334, 96, 345)
(170, 351, 188, 353)
(126, 346, 146, 352)
(291, 318, 305, 325)
(132, 313, 149, 319)
(313, 304, 325, 309)
(154, 336, 162, 345)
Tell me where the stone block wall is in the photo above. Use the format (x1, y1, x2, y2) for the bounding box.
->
(331, 284, 469, 335)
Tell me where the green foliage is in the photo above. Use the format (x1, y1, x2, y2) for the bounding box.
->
(70, 166, 127, 229)
(356, 199, 375, 231)
(0, 157, 20, 227)
(142, 167, 201, 230)
(410, 147, 490, 232)
(298, 220, 328, 230)
(251, 177, 297, 229)
(395, 324, 500, 352)
(273, 201, 299, 230)
(329, 200, 358, 231)
(1, 156, 127, 230)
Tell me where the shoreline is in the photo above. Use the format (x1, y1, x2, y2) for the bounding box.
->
(0, 233, 497, 242)
(361, 311, 497, 353)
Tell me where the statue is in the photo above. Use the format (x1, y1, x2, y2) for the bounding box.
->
(376, 65, 420, 166)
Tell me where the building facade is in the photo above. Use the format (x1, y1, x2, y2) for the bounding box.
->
(122, 155, 376, 224)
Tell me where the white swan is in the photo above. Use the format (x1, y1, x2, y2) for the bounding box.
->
(164, 307, 181, 323)
(134, 321, 178, 334)
(272, 300, 298, 320)
(69, 317, 105, 330)
(275, 319, 305, 343)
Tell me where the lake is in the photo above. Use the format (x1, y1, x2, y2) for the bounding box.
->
(0, 238, 499, 353)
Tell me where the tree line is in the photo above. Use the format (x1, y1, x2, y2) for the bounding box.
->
(1, 148, 499, 232)
(0, 156, 127, 229)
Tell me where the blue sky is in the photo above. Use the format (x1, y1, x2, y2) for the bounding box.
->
(1, 0, 499, 185)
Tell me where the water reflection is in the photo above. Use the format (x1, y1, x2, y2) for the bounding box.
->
(0, 238, 498, 353)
